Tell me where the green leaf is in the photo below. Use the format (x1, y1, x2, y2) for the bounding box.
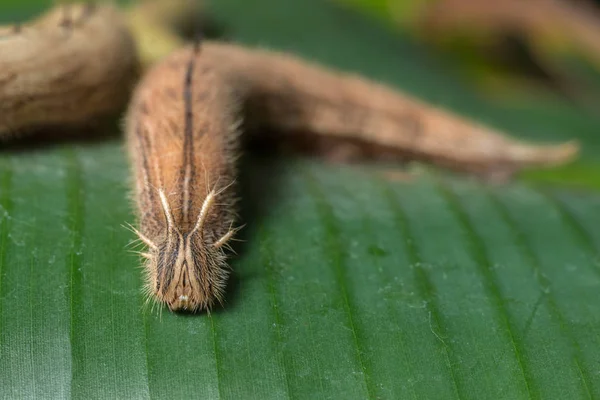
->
(2, 0, 600, 399)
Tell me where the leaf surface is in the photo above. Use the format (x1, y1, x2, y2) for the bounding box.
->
(1, 0, 599, 399)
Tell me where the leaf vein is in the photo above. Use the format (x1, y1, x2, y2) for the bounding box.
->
(29, 253, 37, 398)
(0, 162, 13, 366)
(356, 182, 419, 400)
(306, 170, 374, 399)
(65, 149, 84, 400)
(488, 191, 593, 399)
(210, 315, 223, 400)
(540, 191, 600, 278)
(437, 181, 534, 398)
(381, 179, 463, 400)
(142, 313, 153, 399)
(259, 225, 293, 399)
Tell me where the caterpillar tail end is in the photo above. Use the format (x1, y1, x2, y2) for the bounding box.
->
(512, 139, 580, 168)
(469, 139, 580, 184)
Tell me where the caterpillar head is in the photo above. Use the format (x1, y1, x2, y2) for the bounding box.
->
(135, 189, 236, 313)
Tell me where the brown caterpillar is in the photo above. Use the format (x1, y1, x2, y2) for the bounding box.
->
(0, 3, 139, 138)
(126, 39, 578, 313)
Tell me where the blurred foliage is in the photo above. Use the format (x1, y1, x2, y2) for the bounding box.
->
(337, 0, 600, 108)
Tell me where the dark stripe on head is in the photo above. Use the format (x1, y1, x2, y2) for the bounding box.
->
(179, 42, 204, 225)
(182, 50, 196, 169)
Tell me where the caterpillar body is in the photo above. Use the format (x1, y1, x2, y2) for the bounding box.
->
(0, 2, 579, 313)
(126, 40, 578, 312)
(0, 3, 139, 138)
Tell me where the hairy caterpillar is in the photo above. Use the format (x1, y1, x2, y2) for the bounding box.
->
(0, 3, 139, 138)
(0, 1, 579, 313)
(126, 38, 578, 312)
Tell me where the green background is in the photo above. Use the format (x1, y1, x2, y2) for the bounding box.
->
(1, 0, 600, 399)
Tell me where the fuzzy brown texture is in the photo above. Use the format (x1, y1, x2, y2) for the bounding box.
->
(126, 44, 241, 313)
(0, 4, 139, 138)
(127, 41, 578, 313)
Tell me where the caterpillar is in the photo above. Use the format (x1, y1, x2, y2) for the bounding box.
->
(126, 38, 578, 312)
(0, 3, 139, 138)
(0, 1, 579, 313)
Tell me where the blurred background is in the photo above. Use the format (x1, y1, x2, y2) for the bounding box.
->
(342, 0, 600, 110)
